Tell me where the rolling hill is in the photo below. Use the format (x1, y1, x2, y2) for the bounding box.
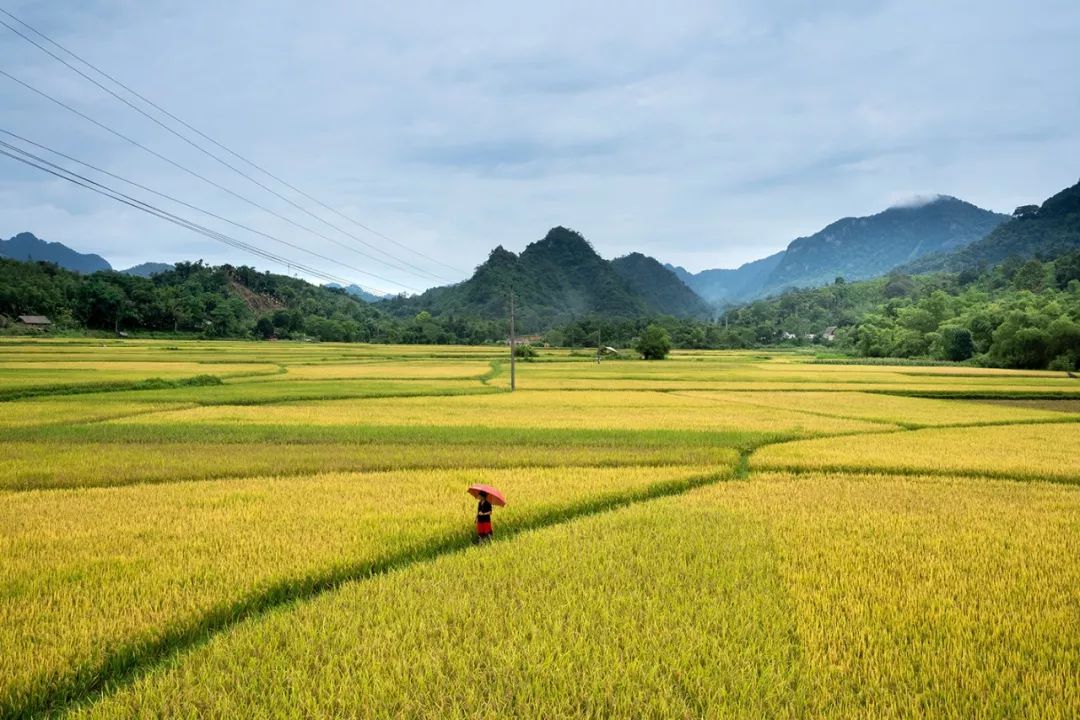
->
(0, 232, 112, 273)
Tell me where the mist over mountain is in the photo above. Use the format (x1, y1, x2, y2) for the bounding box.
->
(667, 251, 785, 306)
(766, 196, 1007, 290)
(0, 232, 112, 274)
(904, 180, 1080, 273)
(671, 196, 1007, 305)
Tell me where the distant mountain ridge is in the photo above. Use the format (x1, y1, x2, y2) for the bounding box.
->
(387, 226, 708, 330)
(903, 179, 1080, 274)
(674, 196, 1008, 305)
(0, 232, 112, 273)
(121, 262, 174, 277)
(667, 251, 785, 306)
(325, 283, 386, 303)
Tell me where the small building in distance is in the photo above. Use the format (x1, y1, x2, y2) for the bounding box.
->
(16, 315, 52, 330)
(504, 333, 544, 345)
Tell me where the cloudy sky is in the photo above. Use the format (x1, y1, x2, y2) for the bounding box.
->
(2, 0, 1078, 293)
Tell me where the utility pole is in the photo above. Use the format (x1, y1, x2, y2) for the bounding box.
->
(509, 290, 516, 391)
(596, 322, 602, 364)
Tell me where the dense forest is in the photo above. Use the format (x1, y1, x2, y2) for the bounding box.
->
(716, 252, 1080, 370)
(3, 252, 1079, 370)
(0, 259, 504, 344)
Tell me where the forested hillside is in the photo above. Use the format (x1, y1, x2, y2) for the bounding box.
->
(385, 227, 708, 329)
(906, 179, 1080, 273)
(719, 252, 1080, 370)
(667, 197, 1006, 304)
(761, 196, 1007, 294)
(610, 252, 711, 318)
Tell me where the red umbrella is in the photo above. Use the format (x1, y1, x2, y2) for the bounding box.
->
(467, 484, 507, 507)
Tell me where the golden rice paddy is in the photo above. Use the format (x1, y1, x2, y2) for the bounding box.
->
(0, 338, 1077, 718)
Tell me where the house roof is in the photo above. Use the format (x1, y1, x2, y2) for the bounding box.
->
(17, 315, 52, 325)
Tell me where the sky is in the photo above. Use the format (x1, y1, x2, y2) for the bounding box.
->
(1, 0, 1079, 294)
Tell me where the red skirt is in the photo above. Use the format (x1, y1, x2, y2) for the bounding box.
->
(476, 521, 493, 535)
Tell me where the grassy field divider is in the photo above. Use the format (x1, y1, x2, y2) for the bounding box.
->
(753, 462, 1080, 485)
(14, 468, 734, 720)
(868, 389, 1080, 400)
(0, 374, 224, 402)
(478, 359, 504, 386)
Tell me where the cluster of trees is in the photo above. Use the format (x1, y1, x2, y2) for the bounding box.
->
(544, 316, 743, 351)
(719, 252, 1080, 370)
(4, 249, 1079, 371)
(0, 258, 559, 345)
(0, 259, 392, 341)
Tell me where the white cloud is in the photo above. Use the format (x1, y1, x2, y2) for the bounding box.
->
(1, 0, 1078, 282)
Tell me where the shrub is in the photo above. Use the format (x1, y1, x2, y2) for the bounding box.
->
(635, 324, 672, 360)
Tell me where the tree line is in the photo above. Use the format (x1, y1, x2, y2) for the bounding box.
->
(3, 252, 1079, 370)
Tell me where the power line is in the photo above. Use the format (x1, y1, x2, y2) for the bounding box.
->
(0, 143, 399, 293)
(0, 128, 398, 293)
(0, 66, 422, 292)
(0, 144, 353, 287)
(0, 7, 466, 279)
(0, 13, 448, 283)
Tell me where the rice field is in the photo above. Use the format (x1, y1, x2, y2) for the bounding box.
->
(1, 338, 1077, 718)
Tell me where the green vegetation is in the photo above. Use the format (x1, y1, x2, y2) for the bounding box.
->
(385, 227, 709, 329)
(674, 197, 1006, 304)
(719, 251, 1080, 370)
(908, 179, 1080, 273)
(634, 323, 672, 359)
(762, 196, 1007, 295)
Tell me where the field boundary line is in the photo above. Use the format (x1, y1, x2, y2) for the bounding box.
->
(667, 390, 905, 429)
(16, 468, 738, 720)
(749, 462, 1080, 486)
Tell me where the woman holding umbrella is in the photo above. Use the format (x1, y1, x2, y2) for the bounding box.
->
(468, 484, 506, 543)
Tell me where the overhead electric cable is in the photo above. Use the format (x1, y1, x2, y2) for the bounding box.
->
(0, 129, 398, 293)
(0, 8, 466, 279)
(0, 145, 353, 286)
(0, 144, 397, 292)
(0, 67, 422, 292)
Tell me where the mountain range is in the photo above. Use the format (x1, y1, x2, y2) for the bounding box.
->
(672, 196, 1009, 305)
(386, 226, 710, 329)
(0, 232, 179, 277)
(7, 180, 1078, 331)
(903, 180, 1080, 274)
(0, 232, 112, 274)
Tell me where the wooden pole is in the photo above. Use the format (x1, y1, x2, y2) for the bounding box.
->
(509, 291, 516, 391)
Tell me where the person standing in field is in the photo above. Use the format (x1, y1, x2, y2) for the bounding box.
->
(476, 491, 494, 543)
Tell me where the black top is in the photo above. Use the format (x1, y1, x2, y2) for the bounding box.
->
(477, 499, 492, 523)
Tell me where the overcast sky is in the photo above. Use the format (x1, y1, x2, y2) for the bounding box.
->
(2, 0, 1078, 293)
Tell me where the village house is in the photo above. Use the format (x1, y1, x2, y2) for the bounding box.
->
(16, 315, 52, 330)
